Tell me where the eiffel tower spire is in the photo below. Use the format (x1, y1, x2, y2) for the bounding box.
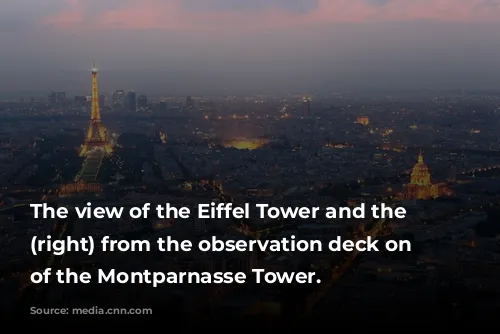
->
(80, 62, 113, 156)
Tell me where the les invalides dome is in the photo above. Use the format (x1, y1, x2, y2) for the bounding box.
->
(410, 151, 431, 186)
(403, 151, 443, 200)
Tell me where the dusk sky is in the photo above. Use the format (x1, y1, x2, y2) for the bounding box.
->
(1, 0, 500, 95)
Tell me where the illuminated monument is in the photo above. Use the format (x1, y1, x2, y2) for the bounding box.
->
(79, 62, 113, 156)
(356, 116, 369, 126)
(404, 151, 444, 200)
(58, 63, 112, 196)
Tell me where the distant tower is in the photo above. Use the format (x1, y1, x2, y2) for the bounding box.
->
(127, 90, 136, 112)
(56, 92, 66, 108)
(48, 91, 56, 106)
(138, 95, 148, 109)
(79, 62, 113, 156)
(303, 96, 312, 117)
(112, 90, 125, 105)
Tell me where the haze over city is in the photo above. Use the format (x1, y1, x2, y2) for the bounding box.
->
(2, 0, 500, 95)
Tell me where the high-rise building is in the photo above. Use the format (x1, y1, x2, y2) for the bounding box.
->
(138, 95, 147, 109)
(48, 92, 56, 106)
(56, 92, 66, 107)
(112, 90, 125, 105)
(127, 90, 136, 112)
(186, 96, 194, 108)
(303, 97, 311, 117)
(74, 96, 87, 106)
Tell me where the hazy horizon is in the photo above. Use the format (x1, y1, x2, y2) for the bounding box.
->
(1, 1, 500, 95)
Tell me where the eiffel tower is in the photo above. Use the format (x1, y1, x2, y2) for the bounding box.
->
(79, 62, 113, 156)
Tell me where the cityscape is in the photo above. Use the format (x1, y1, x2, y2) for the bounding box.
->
(1, 0, 500, 326)
(0, 62, 499, 325)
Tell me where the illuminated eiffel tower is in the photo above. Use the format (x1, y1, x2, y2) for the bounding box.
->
(79, 62, 113, 156)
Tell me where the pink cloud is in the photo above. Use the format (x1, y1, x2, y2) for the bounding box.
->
(376, 0, 484, 21)
(43, 0, 85, 28)
(96, 1, 188, 30)
(42, 0, 500, 32)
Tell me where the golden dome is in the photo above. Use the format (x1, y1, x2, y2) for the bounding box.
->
(410, 151, 431, 185)
(412, 161, 428, 175)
